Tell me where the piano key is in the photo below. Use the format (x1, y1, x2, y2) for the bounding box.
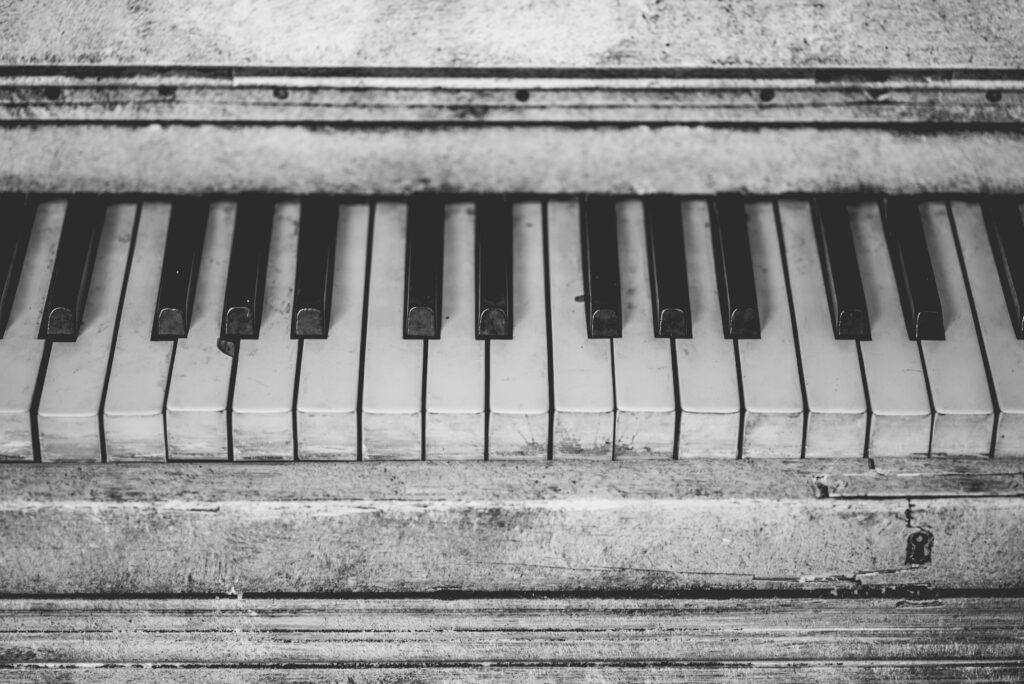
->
(404, 195, 444, 339)
(884, 197, 944, 340)
(580, 196, 622, 338)
(153, 197, 207, 338)
(0, 194, 31, 336)
(777, 200, 867, 458)
(675, 200, 741, 458)
(292, 196, 338, 338)
(425, 202, 486, 459)
(850, 200, 932, 458)
(296, 203, 370, 460)
(951, 200, 1024, 455)
(165, 202, 236, 460)
(644, 195, 691, 338)
(736, 201, 805, 458)
(548, 200, 614, 459)
(917, 201, 994, 456)
(475, 196, 513, 339)
(221, 196, 274, 338)
(0, 201, 63, 461)
(981, 197, 1024, 338)
(814, 196, 870, 340)
(40, 195, 106, 341)
(362, 201, 424, 459)
(232, 201, 301, 461)
(612, 199, 676, 458)
(37, 203, 137, 461)
(103, 203, 174, 461)
(711, 195, 760, 338)
(488, 202, 550, 460)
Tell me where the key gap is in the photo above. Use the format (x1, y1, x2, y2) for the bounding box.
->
(98, 203, 143, 464)
(420, 339, 428, 461)
(29, 340, 52, 463)
(772, 200, 809, 458)
(292, 339, 303, 461)
(354, 202, 376, 462)
(946, 201, 999, 458)
(161, 339, 178, 462)
(916, 340, 936, 458)
(609, 338, 617, 460)
(225, 341, 240, 461)
(670, 340, 681, 459)
(483, 339, 490, 461)
(541, 201, 555, 461)
(733, 338, 744, 459)
(855, 340, 873, 460)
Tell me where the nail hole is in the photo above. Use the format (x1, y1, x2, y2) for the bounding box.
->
(273, 87, 289, 100)
(986, 89, 1003, 103)
(515, 89, 530, 103)
(43, 86, 61, 101)
(157, 85, 176, 97)
(758, 88, 775, 103)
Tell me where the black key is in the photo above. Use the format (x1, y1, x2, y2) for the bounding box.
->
(475, 196, 513, 339)
(292, 197, 338, 338)
(982, 197, 1024, 339)
(710, 196, 760, 338)
(883, 197, 944, 340)
(0, 195, 32, 337)
(814, 197, 870, 340)
(153, 197, 208, 339)
(404, 195, 444, 339)
(580, 196, 622, 338)
(40, 195, 106, 341)
(644, 196, 691, 338)
(221, 196, 275, 339)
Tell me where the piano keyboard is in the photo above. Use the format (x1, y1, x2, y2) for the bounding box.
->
(0, 194, 1021, 462)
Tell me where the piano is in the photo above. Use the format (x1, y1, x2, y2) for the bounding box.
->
(1, 0, 1023, 679)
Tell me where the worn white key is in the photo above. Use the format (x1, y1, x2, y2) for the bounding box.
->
(612, 199, 676, 459)
(362, 202, 423, 460)
(103, 203, 174, 462)
(232, 202, 300, 461)
(777, 200, 867, 458)
(850, 201, 932, 458)
(165, 202, 235, 460)
(736, 202, 804, 458)
(424, 203, 485, 459)
(951, 201, 1024, 456)
(296, 203, 370, 460)
(38, 203, 137, 461)
(0, 201, 63, 461)
(675, 201, 741, 458)
(547, 200, 614, 459)
(917, 202, 993, 456)
(489, 202, 550, 460)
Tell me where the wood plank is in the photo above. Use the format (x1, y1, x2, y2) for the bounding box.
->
(818, 458, 1024, 498)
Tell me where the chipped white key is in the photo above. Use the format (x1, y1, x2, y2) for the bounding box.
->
(0, 201, 63, 461)
(296, 203, 370, 460)
(612, 199, 676, 459)
(850, 201, 932, 458)
(488, 202, 550, 460)
(165, 202, 236, 460)
(777, 200, 867, 458)
(362, 202, 423, 460)
(38, 203, 136, 461)
(736, 202, 804, 458)
(103, 203, 174, 462)
(547, 200, 614, 459)
(424, 202, 485, 459)
(918, 201, 993, 456)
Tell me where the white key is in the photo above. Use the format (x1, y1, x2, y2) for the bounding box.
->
(675, 201, 741, 458)
(362, 202, 423, 460)
(612, 199, 676, 459)
(232, 201, 300, 461)
(425, 202, 485, 459)
(165, 202, 235, 460)
(918, 201, 993, 456)
(296, 203, 370, 460)
(951, 201, 1024, 456)
(0, 201, 63, 461)
(489, 203, 550, 460)
(777, 200, 867, 458)
(547, 200, 614, 459)
(736, 202, 804, 458)
(103, 203, 174, 462)
(850, 201, 932, 458)
(38, 203, 137, 461)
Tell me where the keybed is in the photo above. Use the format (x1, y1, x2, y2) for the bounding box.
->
(1, 193, 1022, 461)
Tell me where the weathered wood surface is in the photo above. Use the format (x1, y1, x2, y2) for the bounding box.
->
(1, 0, 1021, 69)
(2, 125, 1024, 196)
(0, 461, 1020, 593)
